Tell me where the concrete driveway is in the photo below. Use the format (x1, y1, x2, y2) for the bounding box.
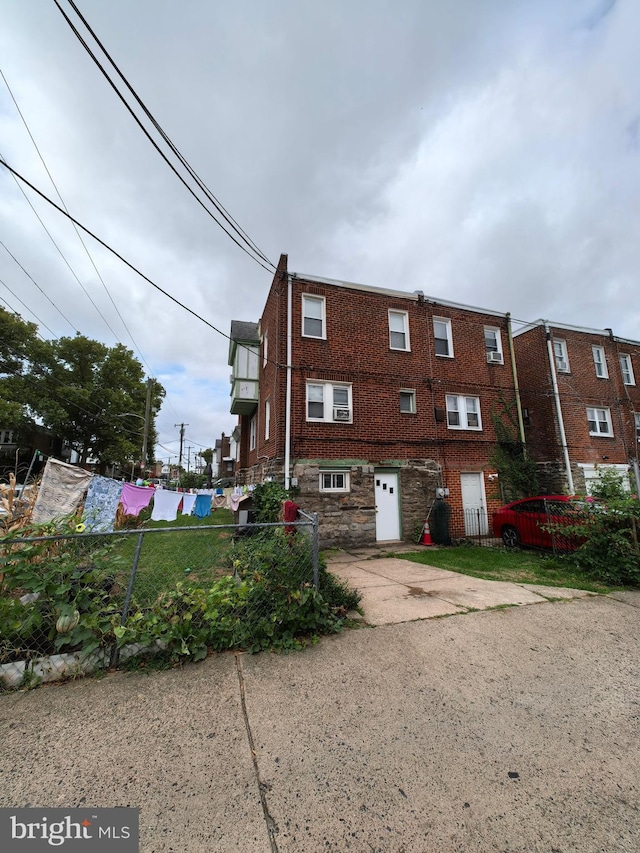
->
(326, 546, 596, 625)
(1, 588, 639, 852)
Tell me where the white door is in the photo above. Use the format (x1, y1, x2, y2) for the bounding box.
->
(375, 472, 400, 541)
(461, 473, 488, 536)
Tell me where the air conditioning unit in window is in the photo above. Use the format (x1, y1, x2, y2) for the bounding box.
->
(486, 351, 503, 364)
(333, 408, 351, 421)
(557, 359, 568, 372)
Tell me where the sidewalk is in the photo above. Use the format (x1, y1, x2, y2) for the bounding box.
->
(326, 546, 596, 625)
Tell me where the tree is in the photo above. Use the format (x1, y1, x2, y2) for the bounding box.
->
(0, 308, 42, 429)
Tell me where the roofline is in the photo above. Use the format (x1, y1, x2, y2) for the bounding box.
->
(292, 271, 508, 319)
(512, 318, 640, 347)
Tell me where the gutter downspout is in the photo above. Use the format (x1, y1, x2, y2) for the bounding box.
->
(284, 274, 292, 489)
(545, 321, 574, 493)
(506, 312, 526, 452)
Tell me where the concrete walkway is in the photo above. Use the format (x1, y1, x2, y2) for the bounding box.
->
(326, 546, 596, 625)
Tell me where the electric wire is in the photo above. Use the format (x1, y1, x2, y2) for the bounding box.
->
(0, 276, 58, 337)
(0, 67, 157, 379)
(62, 0, 274, 270)
(0, 237, 76, 333)
(53, 0, 275, 273)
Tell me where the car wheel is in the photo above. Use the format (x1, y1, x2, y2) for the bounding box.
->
(502, 525, 520, 548)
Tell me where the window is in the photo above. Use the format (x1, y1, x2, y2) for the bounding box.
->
(302, 294, 326, 339)
(433, 317, 453, 357)
(0, 430, 14, 445)
(262, 330, 268, 368)
(587, 407, 613, 437)
(319, 471, 350, 492)
(635, 413, 640, 442)
(446, 395, 482, 430)
(400, 389, 416, 413)
(553, 339, 569, 373)
(619, 354, 635, 386)
(388, 310, 410, 351)
(306, 382, 352, 422)
(484, 327, 503, 364)
(264, 399, 270, 440)
(592, 346, 608, 379)
(249, 415, 256, 450)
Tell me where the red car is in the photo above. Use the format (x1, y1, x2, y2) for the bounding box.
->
(492, 495, 591, 551)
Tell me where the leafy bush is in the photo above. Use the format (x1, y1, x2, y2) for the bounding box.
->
(252, 481, 288, 523)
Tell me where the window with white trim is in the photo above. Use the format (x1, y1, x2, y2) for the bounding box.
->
(592, 346, 608, 379)
(249, 415, 256, 450)
(587, 407, 613, 437)
(264, 399, 270, 440)
(319, 470, 350, 492)
(635, 413, 640, 442)
(0, 430, 14, 445)
(446, 395, 482, 430)
(619, 354, 635, 386)
(306, 382, 352, 422)
(388, 310, 410, 351)
(553, 339, 569, 372)
(433, 317, 453, 357)
(399, 389, 416, 413)
(302, 294, 326, 339)
(484, 327, 503, 363)
(262, 330, 268, 368)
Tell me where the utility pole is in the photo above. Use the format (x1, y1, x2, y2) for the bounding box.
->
(175, 423, 189, 471)
(186, 445, 192, 473)
(141, 377, 153, 471)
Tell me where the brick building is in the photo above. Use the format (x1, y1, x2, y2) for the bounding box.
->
(513, 321, 640, 494)
(229, 254, 524, 547)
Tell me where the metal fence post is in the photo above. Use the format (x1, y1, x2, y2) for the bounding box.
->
(312, 512, 319, 590)
(110, 531, 145, 667)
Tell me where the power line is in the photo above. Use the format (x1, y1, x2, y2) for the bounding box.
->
(0, 67, 157, 379)
(0, 277, 59, 338)
(53, 0, 275, 273)
(0, 238, 76, 333)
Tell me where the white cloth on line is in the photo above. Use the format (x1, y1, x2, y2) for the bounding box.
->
(181, 493, 197, 515)
(150, 489, 183, 522)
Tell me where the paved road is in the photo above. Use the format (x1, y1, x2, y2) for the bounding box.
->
(1, 593, 639, 852)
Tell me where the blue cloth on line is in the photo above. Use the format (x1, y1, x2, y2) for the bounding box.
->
(82, 476, 123, 533)
(193, 494, 212, 518)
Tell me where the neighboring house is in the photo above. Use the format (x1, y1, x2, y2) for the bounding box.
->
(229, 254, 523, 547)
(0, 425, 65, 481)
(213, 433, 235, 479)
(513, 321, 640, 494)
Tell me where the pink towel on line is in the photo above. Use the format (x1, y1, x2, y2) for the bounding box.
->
(120, 483, 154, 516)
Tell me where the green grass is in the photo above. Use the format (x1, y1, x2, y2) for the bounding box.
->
(113, 509, 236, 605)
(394, 545, 615, 593)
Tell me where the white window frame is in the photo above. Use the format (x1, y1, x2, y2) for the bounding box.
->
(635, 413, 640, 442)
(319, 470, 351, 493)
(399, 389, 416, 414)
(306, 381, 352, 423)
(433, 317, 453, 358)
(264, 399, 270, 441)
(249, 415, 257, 451)
(388, 310, 410, 351)
(262, 330, 268, 368)
(445, 395, 482, 430)
(586, 407, 613, 437)
(592, 346, 608, 379)
(553, 339, 570, 373)
(484, 327, 503, 364)
(619, 354, 635, 386)
(0, 430, 15, 445)
(302, 294, 326, 339)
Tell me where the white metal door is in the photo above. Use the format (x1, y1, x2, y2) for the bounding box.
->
(375, 472, 400, 541)
(461, 472, 488, 536)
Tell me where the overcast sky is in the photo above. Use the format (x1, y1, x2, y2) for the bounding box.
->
(1, 0, 638, 466)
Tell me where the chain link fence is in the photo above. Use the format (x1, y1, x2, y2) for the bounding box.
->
(1, 513, 319, 690)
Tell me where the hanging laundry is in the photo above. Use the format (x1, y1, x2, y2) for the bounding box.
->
(82, 476, 123, 533)
(120, 482, 154, 517)
(151, 489, 183, 522)
(31, 458, 93, 525)
(181, 493, 197, 515)
(228, 492, 247, 512)
(193, 494, 212, 518)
